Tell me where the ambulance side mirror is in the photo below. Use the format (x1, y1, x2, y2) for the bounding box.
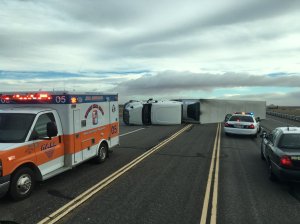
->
(47, 121, 58, 138)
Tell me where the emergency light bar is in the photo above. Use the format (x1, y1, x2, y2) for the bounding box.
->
(234, 112, 254, 115)
(0, 93, 52, 102)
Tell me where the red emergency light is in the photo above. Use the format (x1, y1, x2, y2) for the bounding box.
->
(1, 92, 52, 102)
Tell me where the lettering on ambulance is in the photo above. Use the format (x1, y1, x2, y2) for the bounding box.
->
(112, 105, 116, 113)
(41, 142, 57, 159)
(111, 124, 118, 135)
(35, 137, 64, 166)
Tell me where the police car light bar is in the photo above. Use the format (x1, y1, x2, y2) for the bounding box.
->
(234, 112, 254, 115)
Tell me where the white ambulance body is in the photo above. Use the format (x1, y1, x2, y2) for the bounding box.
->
(0, 91, 119, 200)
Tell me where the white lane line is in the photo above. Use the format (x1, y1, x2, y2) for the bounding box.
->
(119, 128, 146, 137)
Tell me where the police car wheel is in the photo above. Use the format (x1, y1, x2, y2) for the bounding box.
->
(96, 143, 108, 164)
(10, 167, 35, 200)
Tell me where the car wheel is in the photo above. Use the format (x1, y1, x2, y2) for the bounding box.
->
(95, 143, 108, 164)
(10, 167, 35, 200)
(268, 161, 277, 181)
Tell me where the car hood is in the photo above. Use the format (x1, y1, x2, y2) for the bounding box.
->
(0, 143, 22, 151)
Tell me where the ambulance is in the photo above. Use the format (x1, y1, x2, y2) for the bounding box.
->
(0, 91, 119, 200)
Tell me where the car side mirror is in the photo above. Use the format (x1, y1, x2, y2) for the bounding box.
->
(47, 121, 58, 138)
(256, 117, 261, 122)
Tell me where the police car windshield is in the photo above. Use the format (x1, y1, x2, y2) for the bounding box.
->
(229, 115, 254, 122)
(0, 113, 35, 143)
(278, 134, 300, 149)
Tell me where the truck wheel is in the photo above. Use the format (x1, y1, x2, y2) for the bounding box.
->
(95, 143, 108, 164)
(10, 167, 35, 200)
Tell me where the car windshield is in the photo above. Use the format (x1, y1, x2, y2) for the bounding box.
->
(224, 114, 232, 121)
(229, 115, 254, 122)
(0, 113, 35, 143)
(278, 134, 300, 149)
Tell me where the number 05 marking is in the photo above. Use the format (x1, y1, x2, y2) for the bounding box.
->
(55, 96, 66, 104)
(111, 125, 118, 134)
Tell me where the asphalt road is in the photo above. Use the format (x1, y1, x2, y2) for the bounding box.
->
(219, 116, 300, 224)
(1, 116, 300, 224)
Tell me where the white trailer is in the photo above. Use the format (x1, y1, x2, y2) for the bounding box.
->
(176, 99, 266, 124)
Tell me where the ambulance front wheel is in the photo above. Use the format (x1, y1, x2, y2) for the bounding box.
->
(10, 167, 35, 200)
(96, 143, 108, 164)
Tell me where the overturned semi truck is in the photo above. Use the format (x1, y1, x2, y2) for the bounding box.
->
(176, 99, 266, 124)
(123, 99, 182, 125)
(123, 99, 266, 125)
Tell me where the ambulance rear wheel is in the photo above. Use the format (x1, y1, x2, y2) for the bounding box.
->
(10, 167, 35, 200)
(96, 143, 108, 164)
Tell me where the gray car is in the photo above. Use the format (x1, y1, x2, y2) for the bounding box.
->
(260, 127, 300, 181)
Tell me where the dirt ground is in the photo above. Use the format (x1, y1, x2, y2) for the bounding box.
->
(268, 107, 300, 116)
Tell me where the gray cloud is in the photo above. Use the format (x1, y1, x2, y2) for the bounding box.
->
(223, 91, 300, 107)
(112, 71, 300, 95)
(0, 0, 300, 107)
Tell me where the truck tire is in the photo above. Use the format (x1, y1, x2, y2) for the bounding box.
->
(95, 143, 108, 164)
(10, 167, 35, 200)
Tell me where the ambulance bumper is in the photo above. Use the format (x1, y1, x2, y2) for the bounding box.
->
(0, 175, 10, 197)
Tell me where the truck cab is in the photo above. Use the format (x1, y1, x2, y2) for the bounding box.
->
(123, 100, 182, 125)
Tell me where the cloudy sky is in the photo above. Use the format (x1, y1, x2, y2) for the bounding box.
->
(1, 0, 300, 105)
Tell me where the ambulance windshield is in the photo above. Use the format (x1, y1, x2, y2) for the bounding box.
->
(0, 113, 35, 143)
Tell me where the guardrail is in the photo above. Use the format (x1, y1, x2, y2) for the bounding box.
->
(267, 111, 300, 122)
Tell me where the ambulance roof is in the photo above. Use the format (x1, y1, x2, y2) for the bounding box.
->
(0, 91, 117, 95)
(0, 91, 118, 105)
(0, 107, 53, 114)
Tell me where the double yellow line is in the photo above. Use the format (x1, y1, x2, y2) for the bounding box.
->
(200, 123, 221, 224)
(38, 124, 193, 224)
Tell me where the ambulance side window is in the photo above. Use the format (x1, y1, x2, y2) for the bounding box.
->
(33, 113, 56, 138)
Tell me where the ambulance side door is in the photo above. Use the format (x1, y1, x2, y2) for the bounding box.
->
(29, 111, 65, 176)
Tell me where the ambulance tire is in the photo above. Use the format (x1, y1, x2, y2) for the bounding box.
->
(10, 167, 35, 200)
(95, 143, 108, 164)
